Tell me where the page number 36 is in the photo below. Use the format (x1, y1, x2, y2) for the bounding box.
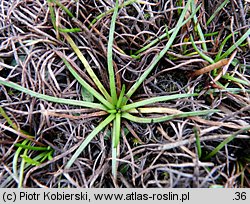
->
(233, 192, 247, 201)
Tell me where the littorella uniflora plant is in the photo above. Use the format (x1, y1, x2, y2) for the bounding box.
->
(0, 0, 219, 179)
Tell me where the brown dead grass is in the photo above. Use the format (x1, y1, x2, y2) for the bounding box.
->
(0, 0, 250, 187)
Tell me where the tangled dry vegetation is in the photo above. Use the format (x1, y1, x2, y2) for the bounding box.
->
(0, 0, 250, 187)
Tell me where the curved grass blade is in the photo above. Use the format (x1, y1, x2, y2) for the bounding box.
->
(47, 0, 56, 29)
(134, 3, 202, 55)
(204, 126, 250, 160)
(214, 32, 238, 62)
(60, 56, 114, 110)
(0, 107, 51, 183)
(21, 155, 40, 166)
(116, 85, 126, 109)
(90, 0, 137, 27)
(206, 87, 250, 95)
(0, 106, 21, 131)
(121, 93, 198, 111)
(190, 35, 214, 64)
(217, 29, 250, 60)
(13, 139, 29, 179)
(204, 32, 219, 37)
(14, 144, 50, 151)
(193, 127, 202, 159)
(47, 1, 81, 33)
(206, 0, 230, 26)
(107, 0, 119, 104)
(191, 2, 207, 52)
(65, 114, 116, 169)
(122, 109, 220, 123)
(221, 74, 250, 86)
(0, 77, 107, 111)
(62, 33, 112, 102)
(123, 0, 193, 103)
(52, 0, 74, 18)
(18, 147, 29, 187)
(23, 150, 54, 169)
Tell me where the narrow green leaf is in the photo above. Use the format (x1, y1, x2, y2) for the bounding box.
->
(47, 1, 81, 33)
(58, 28, 81, 33)
(193, 127, 202, 159)
(107, 109, 117, 114)
(217, 29, 250, 60)
(47, 0, 56, 29)
(0, 106, 18, 130)
(60, 57, 114, 109)
(215, 32, 238, 62)
(18, 147, 29, 188)
(122, 109, 220, 123)
(204, 32, 219, 37)
(191, 2, 207, 51)
(112, 119, 118, 179)
(190, 35, 214, 64)
(134, 3, 202, 55)
(13, 139, 29, 179)
(90, 0, 137, 27)
(114, 113, 121, 147)
(46, 150, 53, 160)
(214, 33, 236, 62)
(14, 144, 50, 151)
(52, 0, 74, 18)
(206, 0, 230, 26)
(121, 93, 198, 111)
(222, 74, 250, 86)
(47, 151, 54, 161)
(206, 87, 250, 95)
(0, 77, 108, 111)
(65, 114, 116, 169)
(62, 33, 113, 102)
(165, 24, 170, 39)
(204, 126, 250, 160)
(124, 0, 193, 103)
(24, 150, 54, 167)
(107, 0, 119, 104)
(21, 155, 41, 166)
(116, 85, 126, 109)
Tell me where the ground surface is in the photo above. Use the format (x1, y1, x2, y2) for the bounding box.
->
(0, 0, 250, 187)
